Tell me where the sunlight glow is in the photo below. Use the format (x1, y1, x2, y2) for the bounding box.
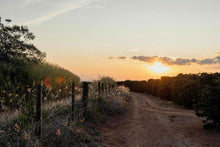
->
(149, 61, 169, 74)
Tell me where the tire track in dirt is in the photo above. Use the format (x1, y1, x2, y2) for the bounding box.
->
(135, 93, 196, 117)
(99, 92, 220, 147)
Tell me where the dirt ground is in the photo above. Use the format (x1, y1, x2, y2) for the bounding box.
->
(99, 92, 220, 147)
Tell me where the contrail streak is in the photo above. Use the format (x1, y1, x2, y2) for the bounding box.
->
(24, 0, 91, 25)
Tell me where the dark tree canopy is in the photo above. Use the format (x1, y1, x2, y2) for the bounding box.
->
(118, 73, 220, 128)
(0, 17, 46, 66)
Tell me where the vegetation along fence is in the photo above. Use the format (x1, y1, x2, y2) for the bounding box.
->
(0, 79, 123, 146)
(33, 81, 115, 137)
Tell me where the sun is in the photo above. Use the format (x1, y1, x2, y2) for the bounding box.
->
(149, 61, 169, 74)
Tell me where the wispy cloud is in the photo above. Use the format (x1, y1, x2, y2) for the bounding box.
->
(157, 56, 197, 65)
(110, 55, 220, 66)
(118, 56, 127, 60)
(23, 0, 102, 25)
(132, 56, 157, 63)
(109, 56, 114, 59)
(198, 56, 220, 65)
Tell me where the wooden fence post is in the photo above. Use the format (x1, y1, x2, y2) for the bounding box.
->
(105, 84, 107, 96)
(82, 82, 89, 116)
(112, 85, 115, 93)
(98, 82, 101, 95)
(72, 82, 75, 121)
(35, 84, 42, 137)
(101, 83, 104, 93)
(109, 84, 111, 94)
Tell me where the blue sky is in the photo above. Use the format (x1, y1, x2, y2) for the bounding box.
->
(1, 0, 220, 80)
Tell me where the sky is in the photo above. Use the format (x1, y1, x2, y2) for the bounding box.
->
(1, 0, 220, 81)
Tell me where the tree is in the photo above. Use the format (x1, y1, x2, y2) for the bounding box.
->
(0, 18, 46, 110)
(0, 17, 46, 66)
(194, 73, 220, 128)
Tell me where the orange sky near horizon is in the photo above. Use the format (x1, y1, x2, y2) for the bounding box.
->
(45, 54, 220, 81)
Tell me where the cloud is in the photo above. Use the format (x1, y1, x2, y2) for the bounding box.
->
(158, 57, 197, 65)
(118, 56, 127, 60)
(132, 56, 196, 65)
(157, 56, 173, 65)
(198, 56, 220, 65)
(131, 56, 209, 65)
(108, 56, 114, 59)
(198, 58, 215, 65)
(23, 0, 104, 25)
(131, 56, 157, 63)
(110, 55, 220, 66)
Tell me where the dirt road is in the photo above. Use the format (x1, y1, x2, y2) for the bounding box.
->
(99, 92, 220, 147)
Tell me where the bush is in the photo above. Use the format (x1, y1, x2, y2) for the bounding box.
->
(0, 19, 80, 111)
(194, 78, 220, 128)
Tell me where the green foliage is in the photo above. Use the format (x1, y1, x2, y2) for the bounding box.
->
(0, 18, 46, 65)
(0, 62, 80, 111)
(0, 19, 80, 111)
(100, 76, 115, 85)
(0, 18, 81, 146)
(194, 74, 220, 127)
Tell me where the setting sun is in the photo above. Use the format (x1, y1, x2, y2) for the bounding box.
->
(149, 61, 169, 74)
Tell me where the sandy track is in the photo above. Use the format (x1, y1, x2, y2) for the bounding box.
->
(99, 92, 220, 147)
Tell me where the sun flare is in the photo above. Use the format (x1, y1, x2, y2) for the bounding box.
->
(149, 61, 169, 74)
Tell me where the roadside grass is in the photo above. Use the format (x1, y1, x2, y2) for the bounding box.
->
(0, 61, 80, 112)
(0, 86, 130, 146)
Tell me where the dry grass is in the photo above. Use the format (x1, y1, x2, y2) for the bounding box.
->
(0, 85, 130, 146)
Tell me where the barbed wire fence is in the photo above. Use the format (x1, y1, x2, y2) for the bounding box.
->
(0, 80, 122, 146)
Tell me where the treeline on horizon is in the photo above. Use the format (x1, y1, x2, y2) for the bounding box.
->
(118, 73, 220, 128)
